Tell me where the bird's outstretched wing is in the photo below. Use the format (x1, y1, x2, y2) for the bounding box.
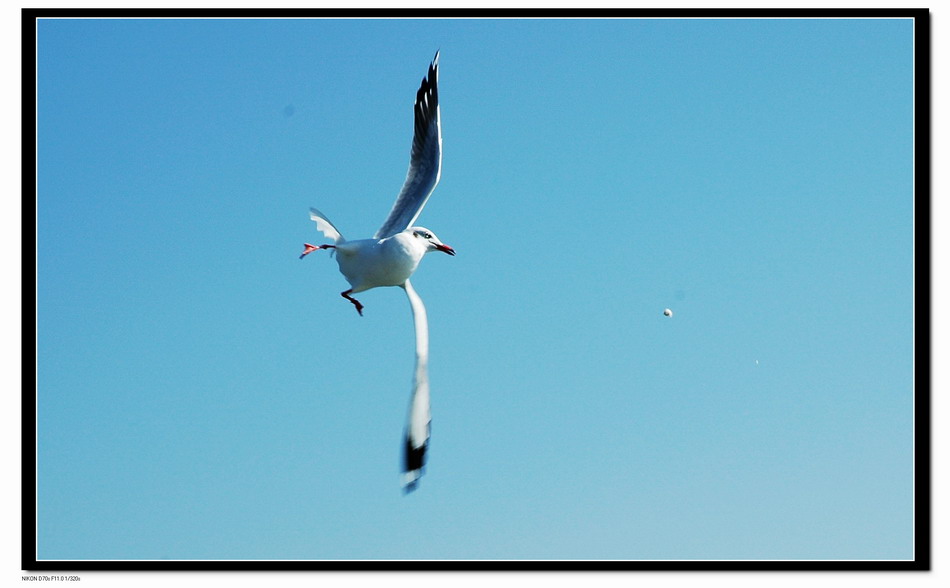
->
(309, 207, 345, 243)
(400, 279, 431, 492)
(375, 52, 442, 240)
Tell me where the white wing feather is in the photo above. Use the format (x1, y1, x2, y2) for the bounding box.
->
(309, 207, 345, 244)
(401, 279, 431, 492)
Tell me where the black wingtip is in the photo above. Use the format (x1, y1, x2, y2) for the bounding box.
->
(404, 435, 428, 473)
(427, 51, 439, 85)
(402, 435, 428, 493)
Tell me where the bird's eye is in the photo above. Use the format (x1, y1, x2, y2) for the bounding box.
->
(416, 230, 432, 240)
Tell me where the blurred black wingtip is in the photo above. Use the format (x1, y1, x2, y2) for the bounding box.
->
(402, 435, 428, 494)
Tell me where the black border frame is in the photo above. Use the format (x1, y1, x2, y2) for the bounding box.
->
(23, 7, 931, 572)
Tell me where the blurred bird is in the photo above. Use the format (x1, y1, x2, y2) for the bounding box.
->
(300, 52, 451, 492)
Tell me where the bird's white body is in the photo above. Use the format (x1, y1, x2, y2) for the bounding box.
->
(300, 52, 449, 492)
(336, 232, 428, 294)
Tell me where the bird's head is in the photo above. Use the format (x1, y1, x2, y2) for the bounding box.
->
(411, 227, 455, 256)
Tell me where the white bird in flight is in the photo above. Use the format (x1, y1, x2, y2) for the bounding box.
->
(300, 52, 452, 492)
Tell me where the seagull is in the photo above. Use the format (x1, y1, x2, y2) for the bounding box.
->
(300, 52, 452, 492)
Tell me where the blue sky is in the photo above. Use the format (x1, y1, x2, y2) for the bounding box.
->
(35, 16, 917, 561)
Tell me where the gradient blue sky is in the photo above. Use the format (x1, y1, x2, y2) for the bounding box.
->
(35, 16, 917, 561)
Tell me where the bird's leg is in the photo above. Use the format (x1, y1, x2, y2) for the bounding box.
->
(299, 243, 335, 259)
(341, 289, 364, 316)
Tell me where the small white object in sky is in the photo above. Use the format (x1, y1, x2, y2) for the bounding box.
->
(663, 308, 673, 317)
(299, 52, 449, 493)
(755, 359, 759, 365)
